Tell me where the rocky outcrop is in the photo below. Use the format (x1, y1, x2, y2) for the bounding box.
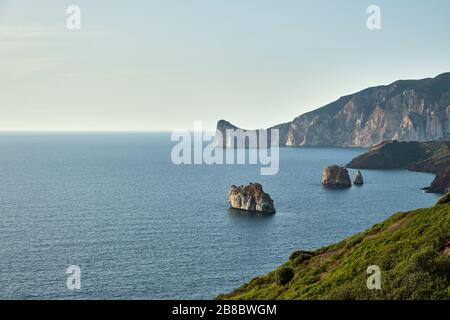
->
(423, 168, 450, 194)
(218, 72, 450, 147)
(347, 141, 450, 170)
(216, 120, 279, 148)
(435, 191, 450, 205)
(347, 141, 450, 193)
(353, 171, 364, 185)
(322, 166, 352, 188)
(228, 183, 276, 214)
(216, 120, 238, 148)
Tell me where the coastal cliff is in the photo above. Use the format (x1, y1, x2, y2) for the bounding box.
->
(217, 72, 450, 147)
(347, 141, 450, 193)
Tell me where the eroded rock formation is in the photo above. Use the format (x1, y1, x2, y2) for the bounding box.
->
(228, 183, 276, 214)
(322, 166, 352, 188)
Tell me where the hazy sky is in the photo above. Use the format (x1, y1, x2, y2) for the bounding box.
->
(1, 0, 450, 131)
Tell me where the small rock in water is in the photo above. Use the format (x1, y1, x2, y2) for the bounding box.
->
(227, 183, 276, 214)
(353, 170, 364, 185)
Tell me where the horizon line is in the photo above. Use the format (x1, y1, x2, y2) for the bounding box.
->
(0, 129, 220, 133)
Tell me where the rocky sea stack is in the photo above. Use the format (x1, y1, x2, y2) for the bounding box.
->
(353, 170, 364, 185)
(322, 165, 352, 188)
(228, 183, 276, 214)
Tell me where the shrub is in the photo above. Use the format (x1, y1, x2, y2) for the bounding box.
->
(436, 192, 450, 205)
(326, 286, 355, 300)
(345, 235, 364, 249)
(289, 251, 313, 266)
(219, 203, 450, 300)
(275, 266, 294, 285)
(408, 247, 436, 273)
(249, 277, 266, 287)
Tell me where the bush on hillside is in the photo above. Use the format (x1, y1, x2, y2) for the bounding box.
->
(275, 267, 294, 285)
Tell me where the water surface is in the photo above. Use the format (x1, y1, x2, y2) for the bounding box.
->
(0, 133, 439, 299)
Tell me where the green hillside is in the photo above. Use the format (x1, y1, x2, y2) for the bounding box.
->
(218, 196, 450, 300)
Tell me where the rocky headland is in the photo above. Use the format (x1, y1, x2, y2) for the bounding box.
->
(422, 168, 450, 193)
(347, 140, 450, 193)
(228, 183, 276, 214)
(217, 72, 450, 147)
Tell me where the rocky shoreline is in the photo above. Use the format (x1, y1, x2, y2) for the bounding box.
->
(347, 140, 450, 193)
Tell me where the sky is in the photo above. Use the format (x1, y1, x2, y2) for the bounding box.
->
(1, 0, 450, 131)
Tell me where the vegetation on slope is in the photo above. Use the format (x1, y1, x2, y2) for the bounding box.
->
(217, 197, 450, 300)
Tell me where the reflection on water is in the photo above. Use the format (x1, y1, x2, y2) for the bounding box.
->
(228, 208, 276, 220)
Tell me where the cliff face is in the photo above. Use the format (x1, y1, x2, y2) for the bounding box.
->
(216, 120, 238, 148)
(216, 120, 280, 148)
(424, 168, 450, 194)
(217, 72, 450, 147)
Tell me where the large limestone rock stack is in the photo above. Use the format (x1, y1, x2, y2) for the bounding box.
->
(227, 183, 276, 214)
(322, 165, 352, 188)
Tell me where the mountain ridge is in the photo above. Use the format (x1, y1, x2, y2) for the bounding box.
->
(217, 72, 450, 147)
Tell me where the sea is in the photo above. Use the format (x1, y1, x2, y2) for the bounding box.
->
(0, 133, 440, 299)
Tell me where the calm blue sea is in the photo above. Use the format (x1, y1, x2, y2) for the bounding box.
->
(0, 133, 440, 299)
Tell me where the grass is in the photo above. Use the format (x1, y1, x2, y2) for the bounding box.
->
(217, 198, 450, 300)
